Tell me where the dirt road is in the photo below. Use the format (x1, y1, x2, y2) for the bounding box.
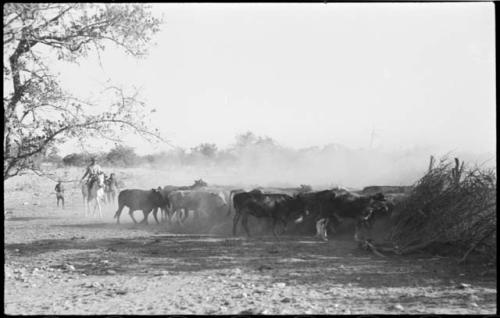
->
(4, 184, 497, 315)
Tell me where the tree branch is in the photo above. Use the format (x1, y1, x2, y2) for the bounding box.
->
(4, 3, 164, 180)
(32, 4, 76, 33)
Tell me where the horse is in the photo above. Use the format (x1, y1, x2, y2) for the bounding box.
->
(81, 173, 106, 218)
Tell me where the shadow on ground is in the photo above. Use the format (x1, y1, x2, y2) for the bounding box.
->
(5, 229, 496, 291)
(5, 216, 62, 222)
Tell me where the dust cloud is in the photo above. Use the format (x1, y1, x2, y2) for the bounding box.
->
(105, 133, 494, 237)
(123, 132, 494, 191)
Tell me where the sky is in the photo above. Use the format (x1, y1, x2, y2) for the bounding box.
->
(55, 3, 495, 156)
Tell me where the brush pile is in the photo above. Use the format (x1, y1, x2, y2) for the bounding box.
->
(389, 157, 496, 263)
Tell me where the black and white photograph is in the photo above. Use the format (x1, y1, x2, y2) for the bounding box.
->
(3, 2, 496, 315)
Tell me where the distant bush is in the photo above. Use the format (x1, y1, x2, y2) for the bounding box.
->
(57, 132, 303, 169)
(62, 153, 91, 167)
(106, 145, 139, 167)
(44, 146, 62, 165)
(299, 184, 313, 192)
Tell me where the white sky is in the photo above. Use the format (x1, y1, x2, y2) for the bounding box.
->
(55, 3, 495, 155)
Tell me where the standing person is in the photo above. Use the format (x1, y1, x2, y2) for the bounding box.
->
(106, 173, 119, 204)
(81, 157, 103, 193)
(55, 180, 65, 209)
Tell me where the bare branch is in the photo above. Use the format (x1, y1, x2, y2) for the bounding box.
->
(32, 4, 76, 33)
(4, 11, 23, 28)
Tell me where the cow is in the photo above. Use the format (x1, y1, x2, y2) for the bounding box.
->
(253, 184, 312, 196)
(227, 185, 312, 216)
(114, 187, 169, 225)
(383, 192, 410, 220)
(293, 189, 347, 238)
(298, 189, 389, 242)
(164, 179, 207, 192)
(194, 185, 231, 215)
(232, 189, 309, 238)
(227, 188, 248, 216)
(165, 190, 228, 224)
(158, 179, 209, 222)
(361, 185, 413, 196)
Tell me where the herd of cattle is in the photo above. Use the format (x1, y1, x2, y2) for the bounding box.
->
(111, 179, 411, 242)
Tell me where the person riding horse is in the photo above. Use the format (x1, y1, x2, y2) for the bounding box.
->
(81, 158, 104, 193)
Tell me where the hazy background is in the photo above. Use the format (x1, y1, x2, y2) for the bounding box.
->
(46, 3, 495, 188)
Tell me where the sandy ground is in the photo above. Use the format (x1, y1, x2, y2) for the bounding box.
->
(4, 179, 497, 315)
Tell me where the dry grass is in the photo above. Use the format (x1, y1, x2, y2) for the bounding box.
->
(389, 157, 496, 263)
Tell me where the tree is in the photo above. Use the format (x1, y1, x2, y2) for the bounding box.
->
(233, 131, 276, 149)
(62, 152, 90, 167)
(106, 144, 138, 167)
(191, 143, 218, 158)
(234, 131, 258, 148)
(3, 3, 163, 179)
(44, 146, 62, 163)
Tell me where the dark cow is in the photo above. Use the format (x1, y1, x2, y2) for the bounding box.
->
(232, 189, 309, 237)
(227, 188, 248, 216)
(384, 192, 409, 221)
(114, 188, 169, 225)
(298, 189, 389, 242)
(227, 185, 312, 216)
(334, 191, 389, 242)
(294, 189, 348, 238)
(297, 189, 337, 214)
(165, 190, 228, 223)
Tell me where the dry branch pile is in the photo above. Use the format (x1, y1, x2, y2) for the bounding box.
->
(389, 157, 496, 263)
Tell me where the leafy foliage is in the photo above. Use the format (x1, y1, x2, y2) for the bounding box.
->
(44, 146, 62, 164)
(234, 131, 277, 149)
(106, 144, 139, 167)
(3, 3, 163, 180)
(191, 143, 218, 159)
(62, 152, 91, 167)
